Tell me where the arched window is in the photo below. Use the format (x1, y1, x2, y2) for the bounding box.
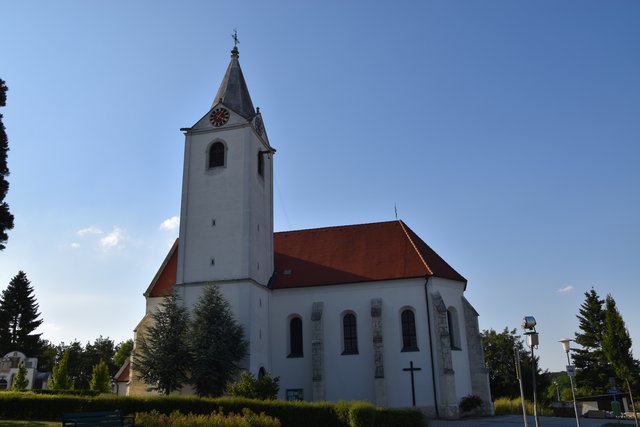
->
(401, 309, 418, 352)
(342, 312, 358, 355)
(208, 141, 225, 168)
(447, 307, 461, 351)
(288, 317, 303, 358)
(258, 367, 266, 379)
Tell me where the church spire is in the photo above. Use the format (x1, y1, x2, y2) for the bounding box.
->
(212, 45, 256, 119)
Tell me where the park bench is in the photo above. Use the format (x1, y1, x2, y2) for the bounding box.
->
(62, 411, 134, 426)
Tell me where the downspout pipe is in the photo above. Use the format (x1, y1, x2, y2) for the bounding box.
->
(424, 276, 440, 419)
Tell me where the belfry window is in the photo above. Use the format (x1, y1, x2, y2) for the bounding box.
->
(288, 317, 303, 358)
(401, 309, 418, 352)
(208, 142, 225, 168)
(342, 312, 358, 355)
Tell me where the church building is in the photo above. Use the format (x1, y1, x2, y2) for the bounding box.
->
(126, 45, 492, 418)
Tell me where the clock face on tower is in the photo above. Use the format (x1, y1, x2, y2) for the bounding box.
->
(209, 108, 230, 127)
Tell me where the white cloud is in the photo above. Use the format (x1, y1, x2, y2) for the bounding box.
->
(100, 227, 125, 249)
(159, 216, 180, 231)
(557, 285, 574, 294)
(70, 242, 80, 248)
(77, 226, 103, 236)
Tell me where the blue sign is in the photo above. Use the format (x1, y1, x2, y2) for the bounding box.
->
(607, 389, 619, 395)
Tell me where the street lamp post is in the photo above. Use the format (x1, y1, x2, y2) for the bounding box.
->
(523, 317, 540, 427)
(560, 338, 581, 427)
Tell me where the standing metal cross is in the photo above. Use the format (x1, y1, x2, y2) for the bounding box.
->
(402, 360, 422, 407)
(232, 29, 239, 47)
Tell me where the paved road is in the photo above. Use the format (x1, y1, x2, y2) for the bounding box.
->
(429, 415, 637, 426)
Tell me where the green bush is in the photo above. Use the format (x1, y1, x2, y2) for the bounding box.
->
(227, 371, 280, 400)
(135, 408, 281, 427)
(459, 394, 483, 413)
(493, 397, 552, 416)
(0, 392, 423, 427)
(373, 408, 423, 427)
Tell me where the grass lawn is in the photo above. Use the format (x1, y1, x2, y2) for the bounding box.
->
(0, 421, 59, 426)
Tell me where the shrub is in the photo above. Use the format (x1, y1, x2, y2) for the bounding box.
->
(227, 371, 280, 400)
(493, 397, 553, 416)
(135, 408, 281, 427)
(459, 394, 483, 413)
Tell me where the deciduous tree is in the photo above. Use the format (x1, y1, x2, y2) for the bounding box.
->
(0, 79, 14, 250)
(133, 292, 191, 395)
(0, 271, 43, 356)
(482, 327, 546, 400)
(113, 339, 133, 370)
(189, 285, 248, 397)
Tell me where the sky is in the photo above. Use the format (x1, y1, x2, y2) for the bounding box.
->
(1, 1, 638, 373)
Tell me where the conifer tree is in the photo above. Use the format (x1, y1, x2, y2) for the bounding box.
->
(0, 79, 14, 251)
(602, 294, 639, 425)
(89, 360, 111, 393)
(133, 291, 191, 395)
(189, 285, 248, 397)
(573, 289, 611, 394)
(50, 351, 73, 390)
(0, 271, 43, 356)
(11, 362, 28, 391)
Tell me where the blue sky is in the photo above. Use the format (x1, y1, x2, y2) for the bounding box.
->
(1, 1, 638, 373)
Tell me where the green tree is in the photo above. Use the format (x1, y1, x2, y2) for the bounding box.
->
(573, 289, 613, 395)
(133, 291, 191, 394)
(0, 79, 14, 251)
(0, 271, 43, 356)
(189, 285, 248, 397)
(113, 339, 133, 370)
(37, 340, 58, 373)
(89, 360, 111, 393)
(602, 294, 639, 422)
(482, 327, 546, 400)
(227, 371, 280, 400)
(11, 362, 29, 391)
(50, 351, 73, 390)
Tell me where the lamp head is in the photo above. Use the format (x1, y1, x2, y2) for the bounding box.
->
(522, 316, 537, 330)
(559, 338, 572, 353)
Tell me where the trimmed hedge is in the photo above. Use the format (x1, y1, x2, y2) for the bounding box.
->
(0, 392, 424, 427)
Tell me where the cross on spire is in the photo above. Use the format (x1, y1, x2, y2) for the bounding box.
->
(232, 29, 239, 47)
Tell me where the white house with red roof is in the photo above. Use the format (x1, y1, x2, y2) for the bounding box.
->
(124, 45, 492, 419)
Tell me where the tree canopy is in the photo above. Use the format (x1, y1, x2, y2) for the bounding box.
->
(189, 285, 248, 397)
(0, 79, 14, 251)
(133, 291, 191, 395)
(0, 271, 43, 356)
(89, 360, 111, 393)
(572, 289, 611, 395)
(482, 327, 547, 400)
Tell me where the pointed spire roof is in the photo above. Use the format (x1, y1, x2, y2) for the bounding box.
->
(212, 47, 256, 119)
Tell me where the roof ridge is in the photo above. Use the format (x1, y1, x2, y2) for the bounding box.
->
(275, 220, 400, 235)
(398, 220, 434, 276)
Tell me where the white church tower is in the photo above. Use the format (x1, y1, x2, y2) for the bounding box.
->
(175, 45, 275, 373)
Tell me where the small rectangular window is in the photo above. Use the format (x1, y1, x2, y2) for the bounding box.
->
(286, 389, 304, 401)
(257, 151, 264, 177)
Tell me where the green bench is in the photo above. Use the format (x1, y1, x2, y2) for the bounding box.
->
(62, 411, 134, 426)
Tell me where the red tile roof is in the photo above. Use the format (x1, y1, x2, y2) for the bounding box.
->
(272, 220, 465, 289)
(145, 221, 465, 295)
(114, 359, 130, 382)
(145, 239, 178, 298)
